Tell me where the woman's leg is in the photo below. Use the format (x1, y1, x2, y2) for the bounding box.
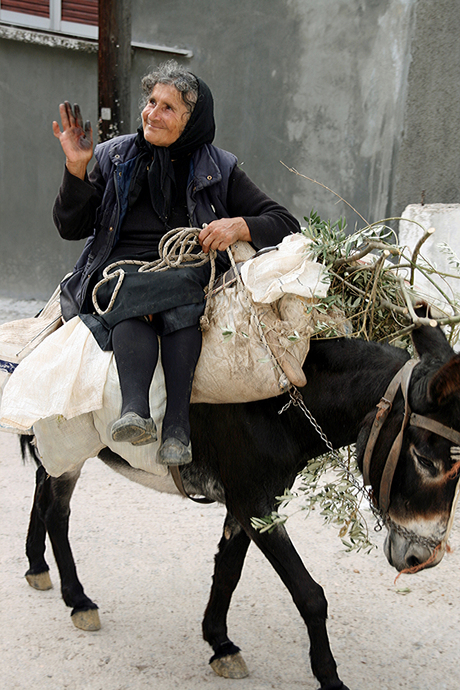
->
(111, 318, 159, 444)
(157, 324, 202, 464)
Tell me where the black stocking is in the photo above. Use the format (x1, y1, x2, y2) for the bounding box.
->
(112, 318, 159, 419)
(161, 325, 202, 445)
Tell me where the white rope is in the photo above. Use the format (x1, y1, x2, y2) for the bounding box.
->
(91, 228, 215, 317)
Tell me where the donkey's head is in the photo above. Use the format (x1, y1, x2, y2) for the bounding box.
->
(357, 309, 460, 572)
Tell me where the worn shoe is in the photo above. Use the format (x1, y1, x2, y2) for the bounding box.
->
(111, 412, 157, 446)
(156, 437, 192, 466)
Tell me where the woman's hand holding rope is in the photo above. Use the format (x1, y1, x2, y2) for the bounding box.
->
(199, 217, 250, 253)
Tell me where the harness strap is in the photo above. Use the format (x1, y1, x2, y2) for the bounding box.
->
(169, 465, 215, 504)
(410, 413, 460, 446)
(362, 360, 418, 486)
(440, 474, 460, 551)
(408, 412, 460, 553)
(378, 360, 418, 514)
(363, 357, 460, 518)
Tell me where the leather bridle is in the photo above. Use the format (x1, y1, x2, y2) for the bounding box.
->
(362, 358, 460, 514)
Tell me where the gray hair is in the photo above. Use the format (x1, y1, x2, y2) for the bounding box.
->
(141, 60, 199, 114)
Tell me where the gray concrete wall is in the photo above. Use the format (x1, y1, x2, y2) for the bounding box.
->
(131, 0, 417, 224)
(0, 0, 459, 299)
(391, 0, 460, 214)
(0, 38, 97, 299)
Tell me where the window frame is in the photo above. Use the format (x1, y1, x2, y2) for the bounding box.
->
(0, 0, 98, 39)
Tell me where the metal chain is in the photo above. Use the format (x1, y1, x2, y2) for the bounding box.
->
(278, 386, 445, 548)
(382, 515, 440, 550)
(278, 388, 381, 520)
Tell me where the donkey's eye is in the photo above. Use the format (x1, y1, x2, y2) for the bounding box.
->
(415, 452, 436, 472)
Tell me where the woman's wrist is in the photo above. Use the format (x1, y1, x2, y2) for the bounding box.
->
(65, 159, 88, 180)
(235, 217, 251, 242)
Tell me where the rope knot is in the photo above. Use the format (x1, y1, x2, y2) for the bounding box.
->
(200, 314, 211, 331)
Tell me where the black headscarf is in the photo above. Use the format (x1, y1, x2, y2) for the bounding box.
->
(131, 76, 215, 224)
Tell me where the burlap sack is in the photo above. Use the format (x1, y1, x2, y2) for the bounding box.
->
(191, 235, 330, 403)
(191, 287, 316, 403)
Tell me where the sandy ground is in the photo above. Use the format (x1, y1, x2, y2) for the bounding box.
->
(1, 300, 459, 690)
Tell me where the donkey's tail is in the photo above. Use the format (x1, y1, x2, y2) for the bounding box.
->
(20, 434, 42, 468)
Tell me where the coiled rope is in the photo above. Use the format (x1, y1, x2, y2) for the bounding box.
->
(91, 227, 217, 326)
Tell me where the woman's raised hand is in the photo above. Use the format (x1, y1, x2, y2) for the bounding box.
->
(52, 102, 93, 180)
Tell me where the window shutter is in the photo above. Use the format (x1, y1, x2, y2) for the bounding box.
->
(1, 0, 49, 17)
(61, 0, 98, 26)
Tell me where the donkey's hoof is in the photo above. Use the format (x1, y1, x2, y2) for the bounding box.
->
(71, 609, 101, 631)
(210, 652, 249, 679)
(25, 571, 53, 591)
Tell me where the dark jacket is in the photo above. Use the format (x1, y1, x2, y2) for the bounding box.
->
(54, 135, 300, 320)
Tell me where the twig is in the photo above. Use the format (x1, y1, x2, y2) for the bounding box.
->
(397, 275, 437, 327)
(328, 272, 410, 318)
(386, 324, 416, 343)
(400, 250, 457, 309)
(365, 251, 390, 339)
(410, 227, 436, 286)
(280, 162, 370, 226)
(432, 313, 460, 327)
(332, 241, 400, 268)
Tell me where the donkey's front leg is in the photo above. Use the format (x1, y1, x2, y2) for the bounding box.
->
(26, 463, 100, 631)
(202, 512, 251, 679)
(238, 512, 349, 690)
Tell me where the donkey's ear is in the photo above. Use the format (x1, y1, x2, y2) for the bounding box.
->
(427, 354, 460, 406)
(411, 304, 453, 360)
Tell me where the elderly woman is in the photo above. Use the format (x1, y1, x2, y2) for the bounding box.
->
(52, 61, 300, 467)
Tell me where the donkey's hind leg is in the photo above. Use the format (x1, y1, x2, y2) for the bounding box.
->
(25, 457, 100, 631)
(25, 463, 53, 591)
(202, 512, 250, 679)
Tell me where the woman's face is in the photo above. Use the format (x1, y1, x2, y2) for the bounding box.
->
(142, 83, 191, 147)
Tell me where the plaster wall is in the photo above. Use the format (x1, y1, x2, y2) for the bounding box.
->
(399, 204, 460, 313)
(0, 39, 97, 299)
(131, 0, 417, 225)
(392, 0, 460, 213)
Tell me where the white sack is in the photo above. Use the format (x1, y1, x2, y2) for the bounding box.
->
(10, 352, 168, 479)
(241, 234, 330, 303)
(33, 413, 104, 476)
(0, 317, 112, 431)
